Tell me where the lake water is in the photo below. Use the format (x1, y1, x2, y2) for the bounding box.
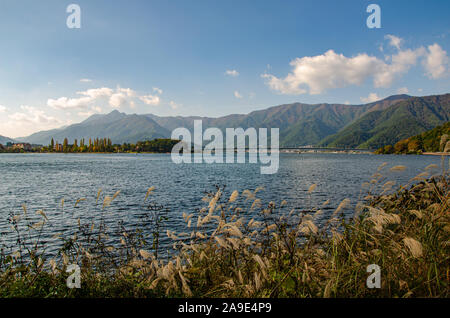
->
(0, 153, 445, 254)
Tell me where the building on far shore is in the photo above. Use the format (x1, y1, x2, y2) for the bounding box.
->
(12, 143, 32, 151)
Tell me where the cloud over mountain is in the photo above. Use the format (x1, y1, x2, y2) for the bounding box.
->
(2, 105, 71, 138)
(361, 93, 381, 103)
(263, 36, 448, 95)
(47, 86, 163, 110)
(423, 43, 449, 79)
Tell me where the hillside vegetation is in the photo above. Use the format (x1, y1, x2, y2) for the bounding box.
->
(320, 94, 450, 149)
(375, 121, 450, 154)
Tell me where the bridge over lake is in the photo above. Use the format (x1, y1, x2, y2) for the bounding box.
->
(228, 147, 374, 153)
(278, 146, 374, 152)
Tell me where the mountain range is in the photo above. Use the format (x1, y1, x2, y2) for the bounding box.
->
(7, 93, 450, 149)
(0, 135, 16, 144)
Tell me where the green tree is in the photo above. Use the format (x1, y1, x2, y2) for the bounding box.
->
(72, 139, 78, 152)
(394, 139, 409, 154)
(407, 139, 421, 153)
(63, 138, 69, 153)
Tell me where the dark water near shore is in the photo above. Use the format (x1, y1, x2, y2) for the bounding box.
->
(0, 153, 444, 254)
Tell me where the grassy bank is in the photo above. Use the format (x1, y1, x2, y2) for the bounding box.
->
(0, 165, 449, 298)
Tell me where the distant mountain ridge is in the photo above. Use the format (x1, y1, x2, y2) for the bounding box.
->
(0, 135, 16, 144)
(18, 94, 449, 148)
(20, 112, 169, 145)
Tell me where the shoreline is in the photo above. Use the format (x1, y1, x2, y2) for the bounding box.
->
(2, 150, 449, 156)
(422, 152, 450, 156)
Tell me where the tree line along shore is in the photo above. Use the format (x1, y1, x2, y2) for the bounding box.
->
(0, 138, 180, 154)
(2, 121, 450, 155)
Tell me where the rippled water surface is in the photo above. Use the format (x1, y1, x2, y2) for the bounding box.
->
(0, 153, 443, 253)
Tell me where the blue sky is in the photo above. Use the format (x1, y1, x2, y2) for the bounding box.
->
(0, 0, 449, 137)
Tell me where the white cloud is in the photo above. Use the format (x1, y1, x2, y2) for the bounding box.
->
(263, 50, 382, 95)
(47, 96, 93, 110)
(169, 101, 181, 110)
(140, 88, 162, 106)
(397, 87, 409, 94)
(385, 34, 403, 50)
(423, 43, 449, 79)
(234, 91, 243, 99)
(108, 88, 137, 108)
(139, 94, 160, 106)
(78, 87, 114, 99)
(109, 93, 128, 108)
(80, 78, 92, 83)
(0, 105, 6, 113)
(225, 69, 239, 77)
(47, 85, 168, 111)
(153, 87, 163, 94)
(48, 87, 143, 110)
(117, 87, 136, 97)
(48, 87, 114, 110)
(8, 106, 60, 124)
(361, 93, 381, 103)
(1, 105, 72, 138)
(374, 47, 426, 87)
(263, 36, 447, 95)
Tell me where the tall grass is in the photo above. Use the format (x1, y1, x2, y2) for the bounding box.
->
(0, 164, 448, 298)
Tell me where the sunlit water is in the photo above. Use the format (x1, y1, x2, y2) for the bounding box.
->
(0, 153, 444, 255)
